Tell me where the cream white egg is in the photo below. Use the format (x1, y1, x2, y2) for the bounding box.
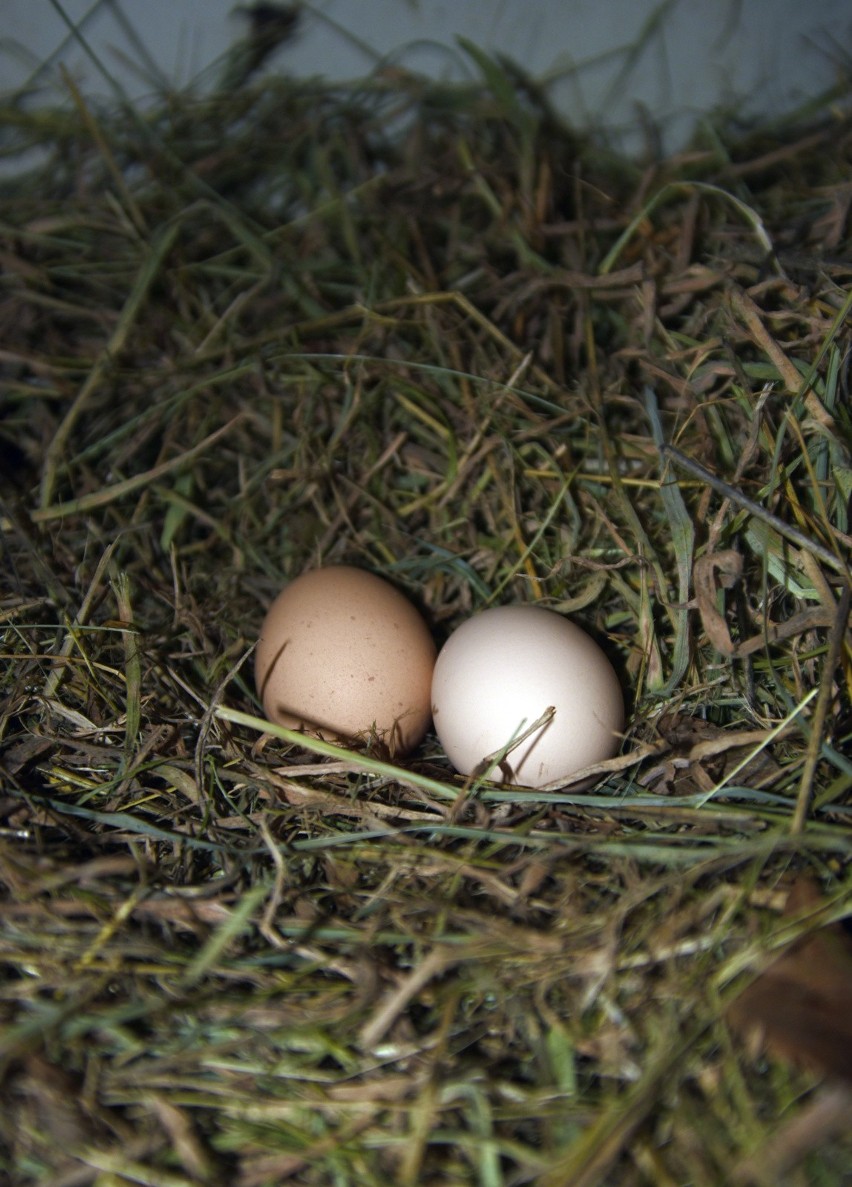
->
(431, 605, 624, 788)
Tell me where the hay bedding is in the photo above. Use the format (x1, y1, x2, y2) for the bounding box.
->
(0, 35, 851, 1187)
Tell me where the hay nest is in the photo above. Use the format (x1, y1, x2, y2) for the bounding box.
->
(1, 39, 851, 1187)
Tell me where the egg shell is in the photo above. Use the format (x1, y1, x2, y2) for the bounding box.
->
(255, 565, 436, 757)
(431, 605, 624, 788)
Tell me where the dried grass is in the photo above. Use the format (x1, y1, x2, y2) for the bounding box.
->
(1, 21, 851, 1187)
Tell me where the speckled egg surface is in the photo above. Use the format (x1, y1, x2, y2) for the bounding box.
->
(431, 604, 624, 788)
(255, 566, 437, 757)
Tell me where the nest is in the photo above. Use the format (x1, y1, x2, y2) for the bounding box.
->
(1, 37, 851, 1187)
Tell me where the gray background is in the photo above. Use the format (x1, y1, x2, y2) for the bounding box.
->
(3, 1, 851, 151)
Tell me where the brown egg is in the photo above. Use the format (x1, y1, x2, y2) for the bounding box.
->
(255, 566, 436, 757)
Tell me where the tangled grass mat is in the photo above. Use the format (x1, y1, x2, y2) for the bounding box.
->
(1, 33, 851, 1187)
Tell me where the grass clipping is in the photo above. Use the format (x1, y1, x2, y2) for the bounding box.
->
(1, 52, 851, 1187)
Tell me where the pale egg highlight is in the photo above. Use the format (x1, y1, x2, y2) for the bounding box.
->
(431, 605, 624, 788)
